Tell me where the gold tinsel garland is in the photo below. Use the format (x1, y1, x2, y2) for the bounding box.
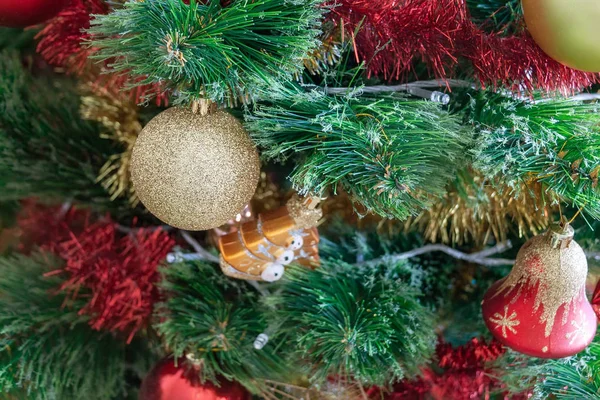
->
(262, 172, 550, 247)
(79, 84, 142, 204)
(405, 172, 552, 245)
(302, 21, 341, 75)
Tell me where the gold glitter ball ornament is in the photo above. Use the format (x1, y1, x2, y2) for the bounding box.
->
(130, 107, 260, 230)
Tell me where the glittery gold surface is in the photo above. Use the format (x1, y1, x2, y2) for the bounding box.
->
(488, 305, 520, 338)
(405, 175, 551, 245)
(80, 85, 141, 204)
(492, 225, 588, 337)
(287, 194, 323, 229)
(131, 107, 260, 230)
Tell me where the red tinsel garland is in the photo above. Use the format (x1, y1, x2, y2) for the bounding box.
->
(328, 0, 598, 94)
(436, 337, 505, 369)
(18, 202, 174, 343)
(17, 200, 92, 253)
(35, 0, 108, 71)
(35, 0, 168, 105)
(378, 338, 510, 400)
(35, 0, 595, 96)
(330, 0, 461, 83)
(52, 221, 174, 343)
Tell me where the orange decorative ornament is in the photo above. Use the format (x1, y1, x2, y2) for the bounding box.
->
(522, 0, 600, 72)
(482, 224, 597, 358)
(218, 195, 321, 282)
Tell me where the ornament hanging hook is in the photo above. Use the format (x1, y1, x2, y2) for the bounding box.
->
(567, 203, 586, 226)
(558, 201, 566, 226)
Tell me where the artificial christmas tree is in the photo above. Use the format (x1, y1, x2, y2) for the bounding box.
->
(1, 0, 600, 399)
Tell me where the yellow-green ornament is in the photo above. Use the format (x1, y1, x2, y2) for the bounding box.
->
(523, 0, 600, 72)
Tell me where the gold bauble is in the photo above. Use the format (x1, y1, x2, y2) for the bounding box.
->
(523, 0, 600, 72)
(131, 107, 260, 230)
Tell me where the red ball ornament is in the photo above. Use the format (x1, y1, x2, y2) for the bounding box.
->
(139, 358, 250, 400)
(482, 224, 597, 358)
(0, 0, 70, 28)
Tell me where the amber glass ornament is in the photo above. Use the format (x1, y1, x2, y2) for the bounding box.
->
(523, 0, 600, 72)
(131, 107, 260, 231)
(219, 195, 321, 282)
(139, 358, 250, 400)
(482, 224, 597, 358)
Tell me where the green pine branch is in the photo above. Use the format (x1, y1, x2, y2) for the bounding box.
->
(466, 0, 522, 34)
(319, 219, 458, 311)
(496, 335, 600, 399)
(246, 84, 472, 220)
(0, 252, 154, 400)
(0, 27, 38, 51)
(462, 91, 600, 221)
(532, 335, 600, 398)
(574, 219, 600, 267)
(155, 261, 292, 394)
(0, 50, 130, 212)
(277, 261, 436, 386)
(89, 0, 324, 105)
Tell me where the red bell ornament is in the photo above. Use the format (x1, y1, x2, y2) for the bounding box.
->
(482, 224, 597, 358)
(0, 0, 70, 28)
(139, 358, 250, 400)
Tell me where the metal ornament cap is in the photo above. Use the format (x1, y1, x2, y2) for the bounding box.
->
(481, 225, 597, 358)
